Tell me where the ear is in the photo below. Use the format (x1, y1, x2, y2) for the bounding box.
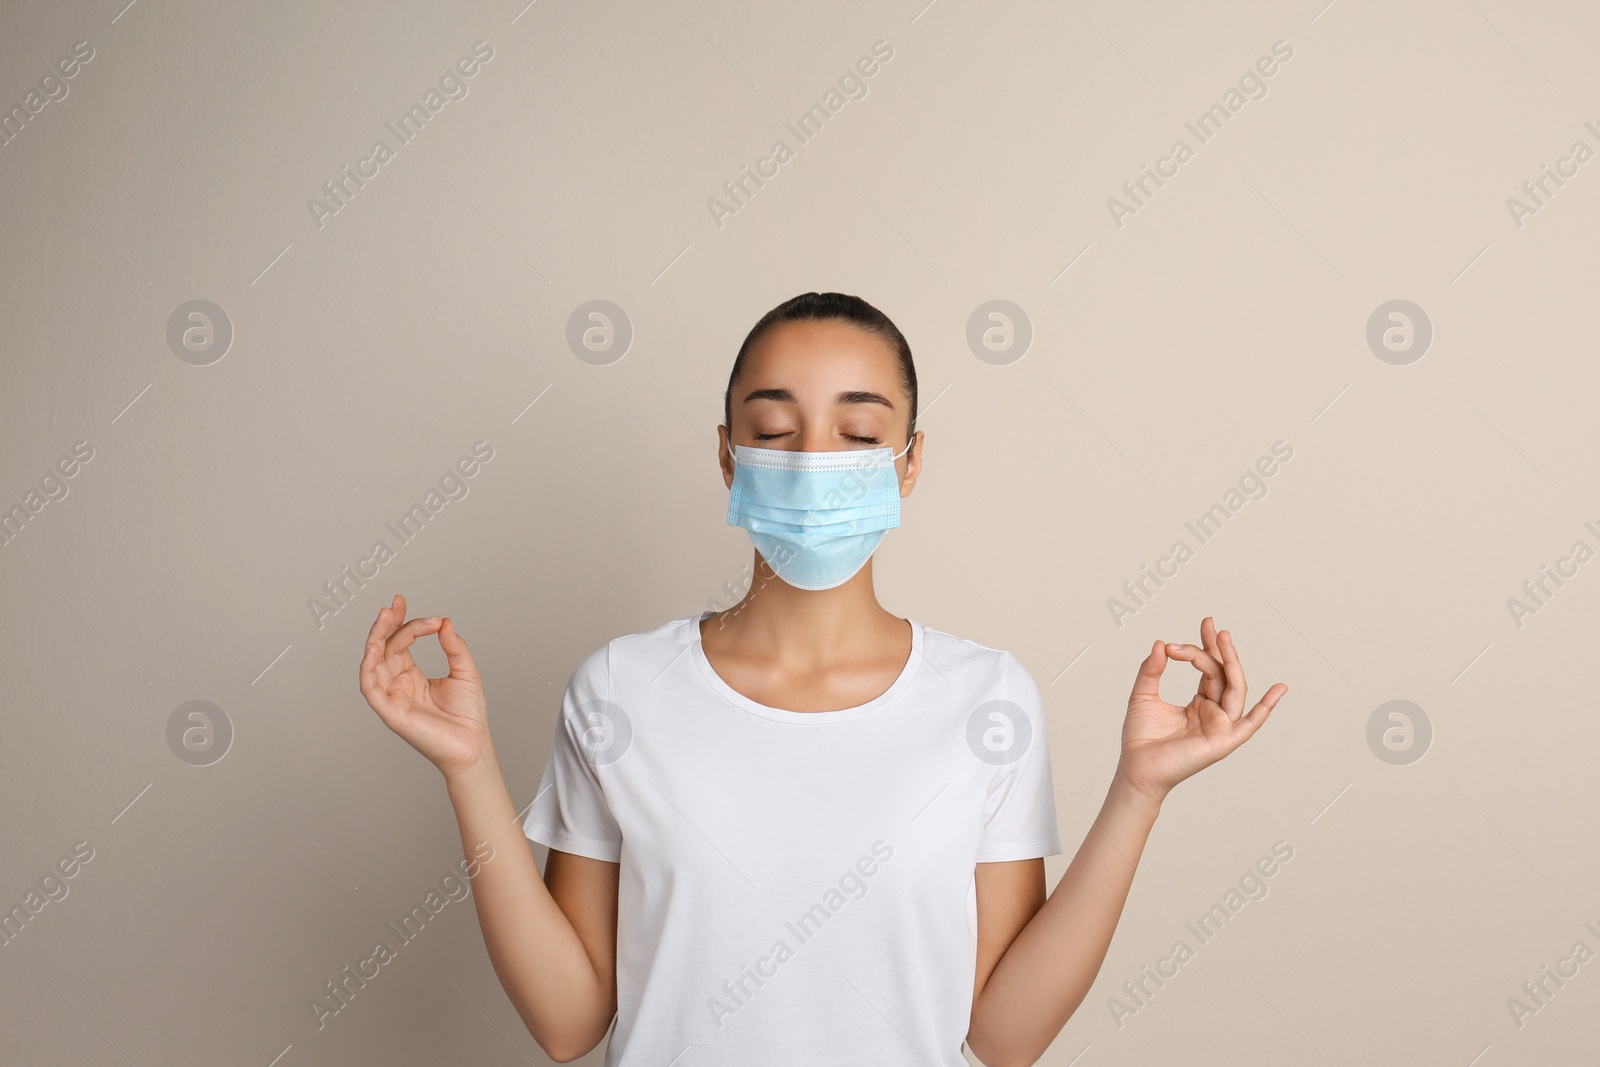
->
(898, 430, 924, 497)
(717, 424, 735, 489)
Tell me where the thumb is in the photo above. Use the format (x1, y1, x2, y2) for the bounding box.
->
(1128, 639, 1169, 703)
(437, 617, 481, 684)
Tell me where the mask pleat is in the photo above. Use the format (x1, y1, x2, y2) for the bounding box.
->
(724, 444, 906, 589)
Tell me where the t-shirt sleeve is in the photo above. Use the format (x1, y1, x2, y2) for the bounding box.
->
(976, 652, 1064, 863)
(521, 643, 624, 863)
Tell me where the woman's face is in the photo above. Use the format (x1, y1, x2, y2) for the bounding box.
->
(719, 318, 923, 494)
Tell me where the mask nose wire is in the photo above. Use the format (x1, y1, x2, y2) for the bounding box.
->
(728, 439, 912, 468)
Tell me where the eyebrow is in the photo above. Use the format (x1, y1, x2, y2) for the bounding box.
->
(741, 388, 896, 410)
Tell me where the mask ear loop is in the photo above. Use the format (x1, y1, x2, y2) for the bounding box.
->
(867, 439, 913, 469)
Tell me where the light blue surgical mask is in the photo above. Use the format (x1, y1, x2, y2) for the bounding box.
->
(726, 439, 912, 590)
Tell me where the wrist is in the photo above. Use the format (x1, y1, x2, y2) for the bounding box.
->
(1108, 770, 1167, 816)
(443, 743, 502, 791)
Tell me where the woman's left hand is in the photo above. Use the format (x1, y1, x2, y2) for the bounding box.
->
(1114, 617, 1287, 803)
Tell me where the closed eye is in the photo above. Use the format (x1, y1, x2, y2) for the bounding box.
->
(752, 433, 882, 445)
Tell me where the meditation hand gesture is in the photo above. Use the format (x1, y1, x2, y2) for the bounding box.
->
(1114, 616, 1287, 803)
(358, 593, 491, 779)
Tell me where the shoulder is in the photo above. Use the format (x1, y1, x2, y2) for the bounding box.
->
(564, 611, 700, 691)
(915, 622, 1039, 696)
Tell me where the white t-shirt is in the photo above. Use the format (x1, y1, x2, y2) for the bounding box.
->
(522, 609, 1063, 1066)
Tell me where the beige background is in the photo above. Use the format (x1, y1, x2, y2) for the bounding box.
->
(3, 0, 1597, 1063)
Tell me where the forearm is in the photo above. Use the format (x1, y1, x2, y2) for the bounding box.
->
(967, 777, 1162, 1067)
(445, 747, 612, 1059)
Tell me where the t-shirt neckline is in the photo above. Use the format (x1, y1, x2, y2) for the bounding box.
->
(688, 609, 923, 724)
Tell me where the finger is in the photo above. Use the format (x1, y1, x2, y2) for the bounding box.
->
(1218, 630, 1248, 719)
(360, 598, 404, 704)
(1237, 683, 1287, 736)
(360, 631, 403, 723)
(1201, 616, 1225, 704)
(363, 594, 403, 650)
(1128, 640, 1172, 704)
(359, 633, 385, 707)
(384, 615, 443, 667)
(436, 617, 482, 686)
(1203, 617, 1225, 701)
(1164, 642, 1224, 704)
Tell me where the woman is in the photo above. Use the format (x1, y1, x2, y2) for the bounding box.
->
(358, 292, 1287, 1066)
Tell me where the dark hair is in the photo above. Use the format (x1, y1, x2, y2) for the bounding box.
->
(723, 292, 917, 455)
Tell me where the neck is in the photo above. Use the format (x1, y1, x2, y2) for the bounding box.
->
(706, 551, 904, 661)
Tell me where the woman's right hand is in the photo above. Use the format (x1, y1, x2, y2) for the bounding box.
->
(359, 593, 492, 778)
